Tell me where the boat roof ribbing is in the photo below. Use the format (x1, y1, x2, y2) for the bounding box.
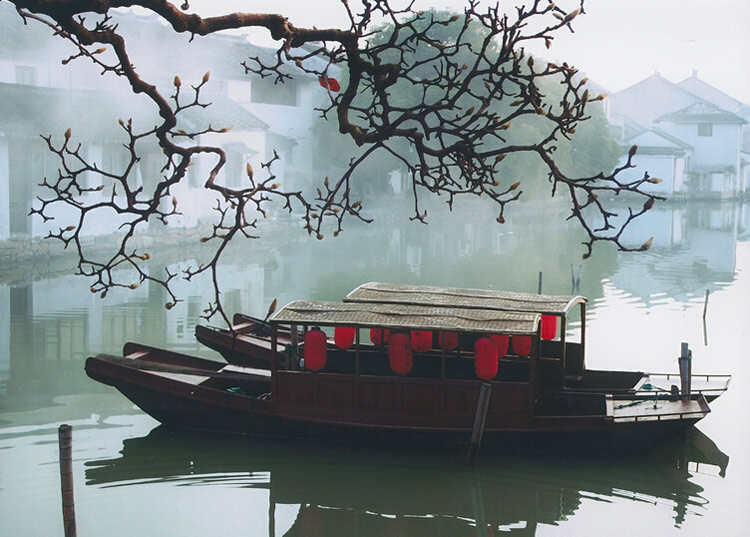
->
(344, 282, 585, 315)
(270, 301, 540, 336)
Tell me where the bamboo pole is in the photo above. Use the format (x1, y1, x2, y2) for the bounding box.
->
(58, 424, 77, 537)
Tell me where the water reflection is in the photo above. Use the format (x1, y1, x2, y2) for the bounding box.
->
(610, 201, 750, 304)
(1, 200, 747, 536)
(0, 201, 747, 404)
(84, 426, 728, 535)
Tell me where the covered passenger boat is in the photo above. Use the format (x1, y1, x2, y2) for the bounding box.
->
(195, 283, 730, 401)
(86, 288, 729, 454)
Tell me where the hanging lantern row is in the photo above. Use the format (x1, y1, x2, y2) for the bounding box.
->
(307, 316, 556, 375)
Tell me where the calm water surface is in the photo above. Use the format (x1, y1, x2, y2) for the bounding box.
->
(1, 199, 749, 536)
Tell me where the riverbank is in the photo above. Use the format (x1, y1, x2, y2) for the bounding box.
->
(0, 224, 212, 284)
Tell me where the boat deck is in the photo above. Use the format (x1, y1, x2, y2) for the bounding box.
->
(636, 373, 731, 398)
(611, 395, 709, 423)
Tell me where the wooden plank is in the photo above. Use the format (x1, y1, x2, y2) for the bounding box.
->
(93, 354, 266, 383)
(612, 397, 708, 422)
(148, 371, 211, 384)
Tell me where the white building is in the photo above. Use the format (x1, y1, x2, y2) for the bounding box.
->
(608, 72, 748, 199)
(0, 5, 335, 240)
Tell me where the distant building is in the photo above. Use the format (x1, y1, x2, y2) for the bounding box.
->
(0, 5, 335, 240)
(608, 72, 748, 199)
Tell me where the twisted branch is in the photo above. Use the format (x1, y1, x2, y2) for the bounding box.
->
(8, 0, 660, 325)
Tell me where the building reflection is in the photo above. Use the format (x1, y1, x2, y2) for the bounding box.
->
(610, 201, 749, 303)
(84, 426, 728, 535)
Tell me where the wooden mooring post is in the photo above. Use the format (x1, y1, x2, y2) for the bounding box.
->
(468, 382, 492, 465)
(58, 424, 77, 537)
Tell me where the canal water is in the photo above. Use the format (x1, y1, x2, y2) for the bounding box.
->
(1, 198, 749, 536)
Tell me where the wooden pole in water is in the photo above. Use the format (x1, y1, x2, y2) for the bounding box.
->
(58, 424, 77, 537)
(702, 289, 710, 320)
(468, 382, 492, 465)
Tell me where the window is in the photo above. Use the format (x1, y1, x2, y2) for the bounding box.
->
(15, 65, 37, 86)
(251, 78, 297, 106)
(698, 123, 713, 137)
(224, 149, 243, 188)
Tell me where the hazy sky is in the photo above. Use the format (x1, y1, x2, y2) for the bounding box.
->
(187, 0, 750, 103)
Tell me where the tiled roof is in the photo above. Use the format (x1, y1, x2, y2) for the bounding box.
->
(0, 82, 267, 141)
(655, 102, 746, 125)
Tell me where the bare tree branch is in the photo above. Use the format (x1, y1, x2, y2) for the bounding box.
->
(7, 0, 661, 325)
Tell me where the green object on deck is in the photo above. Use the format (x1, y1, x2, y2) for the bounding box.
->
(226, 386, 246, 395)
(615, 393, 666, 409)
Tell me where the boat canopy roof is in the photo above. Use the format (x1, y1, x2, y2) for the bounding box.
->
(344, 282, 585, 316)
(270, 301, 540, 336)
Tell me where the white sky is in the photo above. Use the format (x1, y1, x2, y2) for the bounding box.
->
(188, 0, 750, 103)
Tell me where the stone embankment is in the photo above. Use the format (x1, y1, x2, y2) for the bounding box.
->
(0, 224, 212, 283)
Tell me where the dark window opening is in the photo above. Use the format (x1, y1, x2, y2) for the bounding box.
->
(698, 123, 713, 137)
(251, 78, 297, 106)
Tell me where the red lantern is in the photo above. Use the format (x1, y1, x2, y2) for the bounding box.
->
(439, 331, 459, 351)
(411, 330, 432, 353)
(304, 328, 327, 371)
(388, 332, 412, 376)
(512, 335, 532, 357)
(370, 328, 390, 345)
(541, 315, 557, 340)
(474, 337, 499, 380)
(334, 326, 356, 349)
(489, 334, 509, 357)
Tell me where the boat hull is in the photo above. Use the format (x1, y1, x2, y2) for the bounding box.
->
(86, 353, 706, 454)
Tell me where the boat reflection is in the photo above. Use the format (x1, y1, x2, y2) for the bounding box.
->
(85, 426, 728, 535)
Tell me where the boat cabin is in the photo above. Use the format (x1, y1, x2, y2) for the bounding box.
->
(344, 282, 588, 387)
(268, 295, 593, 427)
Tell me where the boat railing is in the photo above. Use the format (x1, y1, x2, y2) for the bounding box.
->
(637, 373, 731, 396)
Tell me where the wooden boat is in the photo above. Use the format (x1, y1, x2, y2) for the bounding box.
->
(195, 313, 290, 369)
(196, 283, 730, 402)
(86, 285, 731, 454)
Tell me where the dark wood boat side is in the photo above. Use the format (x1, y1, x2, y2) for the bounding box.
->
(195, 322, 289, 368)
(85, 347, 708, 453)
(122, 342, 226, 371)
